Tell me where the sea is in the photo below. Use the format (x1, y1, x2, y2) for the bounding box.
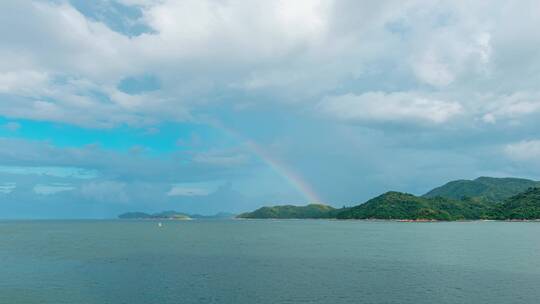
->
(1, 219, 539, 304)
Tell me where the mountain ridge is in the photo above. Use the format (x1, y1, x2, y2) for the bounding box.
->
(238, 177, 540, 220)
(237, 204, 337, 219)
(423, 176, 540, 202)
(118, 211, 236, 220)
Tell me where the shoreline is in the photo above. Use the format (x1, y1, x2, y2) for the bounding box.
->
(2, 218, 540, 222)
(234, 218, 540, 222)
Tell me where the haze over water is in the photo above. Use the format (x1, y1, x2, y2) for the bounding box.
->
(1, 220, 539, 304)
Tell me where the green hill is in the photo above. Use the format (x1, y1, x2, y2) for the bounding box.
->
(237, 204, 336, 219)
(237, 177, 540, 221)
(238, 192, 495, 221)
(118, 210, 236, 220)
(494, 187, 540, 220)
(336, 191, 492, 220)
(423, 177, 540, 202)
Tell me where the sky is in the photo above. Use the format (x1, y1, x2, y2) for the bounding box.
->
(1, 0, 540, 218)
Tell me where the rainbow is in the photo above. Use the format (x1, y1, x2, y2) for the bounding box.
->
(208, 121, 323, 203)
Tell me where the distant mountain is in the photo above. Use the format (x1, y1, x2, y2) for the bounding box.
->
(336, 191, 492, 221)
(237, 193, 493, 221)
(118, 177, 540, 221)
(190, 212, 236, 219)
(118, 211, 190, 220)
(118, 210, 236, 220)
(237, 204, 336, 219)
(118, 212, 154, 219)
(154, 210, 192, 219)
(423, 177, 540, 202)
(233, 177, 540, 221)
(494, 187, 540, 220)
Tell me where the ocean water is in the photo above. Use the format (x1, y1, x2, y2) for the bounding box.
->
(1, 220, 540, 304)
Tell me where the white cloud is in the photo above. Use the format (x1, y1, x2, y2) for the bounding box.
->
(138, 0, 330, 56)
(0, 0, 538, 129)
(0, 70, 49, 95)
(504, 140, 540, 162)
(411, 30, 492, 87)
(3, 1, 540, 216)
(413, 51, 455, 87)
(33, 183, 75, 195)
(0, 166, 98, 179)
(485, 91, 540, 118)
(318, 92, 463, 124)
(481, 113, 496, 124)
(0, 182, 16, 194)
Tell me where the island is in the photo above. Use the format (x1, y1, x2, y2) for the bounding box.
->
(237, 204, 338, 219)
(237, 177, 540, 221)
(118, 211, 191, 220)
(118, 210, 236, 220)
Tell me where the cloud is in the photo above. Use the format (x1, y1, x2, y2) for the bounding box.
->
(413, 51, 456, 87)
(411, 30, 492, 87)
(0, 0, 538, 129)
(0, 165, 97, 179)
(0, 138, 254, 183)
(138, 0, 330, 56)
(318, 92, 463, 124)
(0, 70, 49, 95)
(0, 135, 305, 216)
(79, 181, 129, 204)
(33, 183, 75, 195)
(479, 91, 540, 124)
(504, 140, 540, 162)
(0, 182, 16, 194)
(2, 1, 540, 218)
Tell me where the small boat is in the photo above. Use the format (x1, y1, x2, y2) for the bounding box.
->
(158, 222, 163, 227)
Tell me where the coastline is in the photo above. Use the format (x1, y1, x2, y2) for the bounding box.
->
(234, 217, 540, 222)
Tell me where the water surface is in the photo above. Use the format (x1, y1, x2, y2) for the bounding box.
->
(1, 220, 539, 303)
